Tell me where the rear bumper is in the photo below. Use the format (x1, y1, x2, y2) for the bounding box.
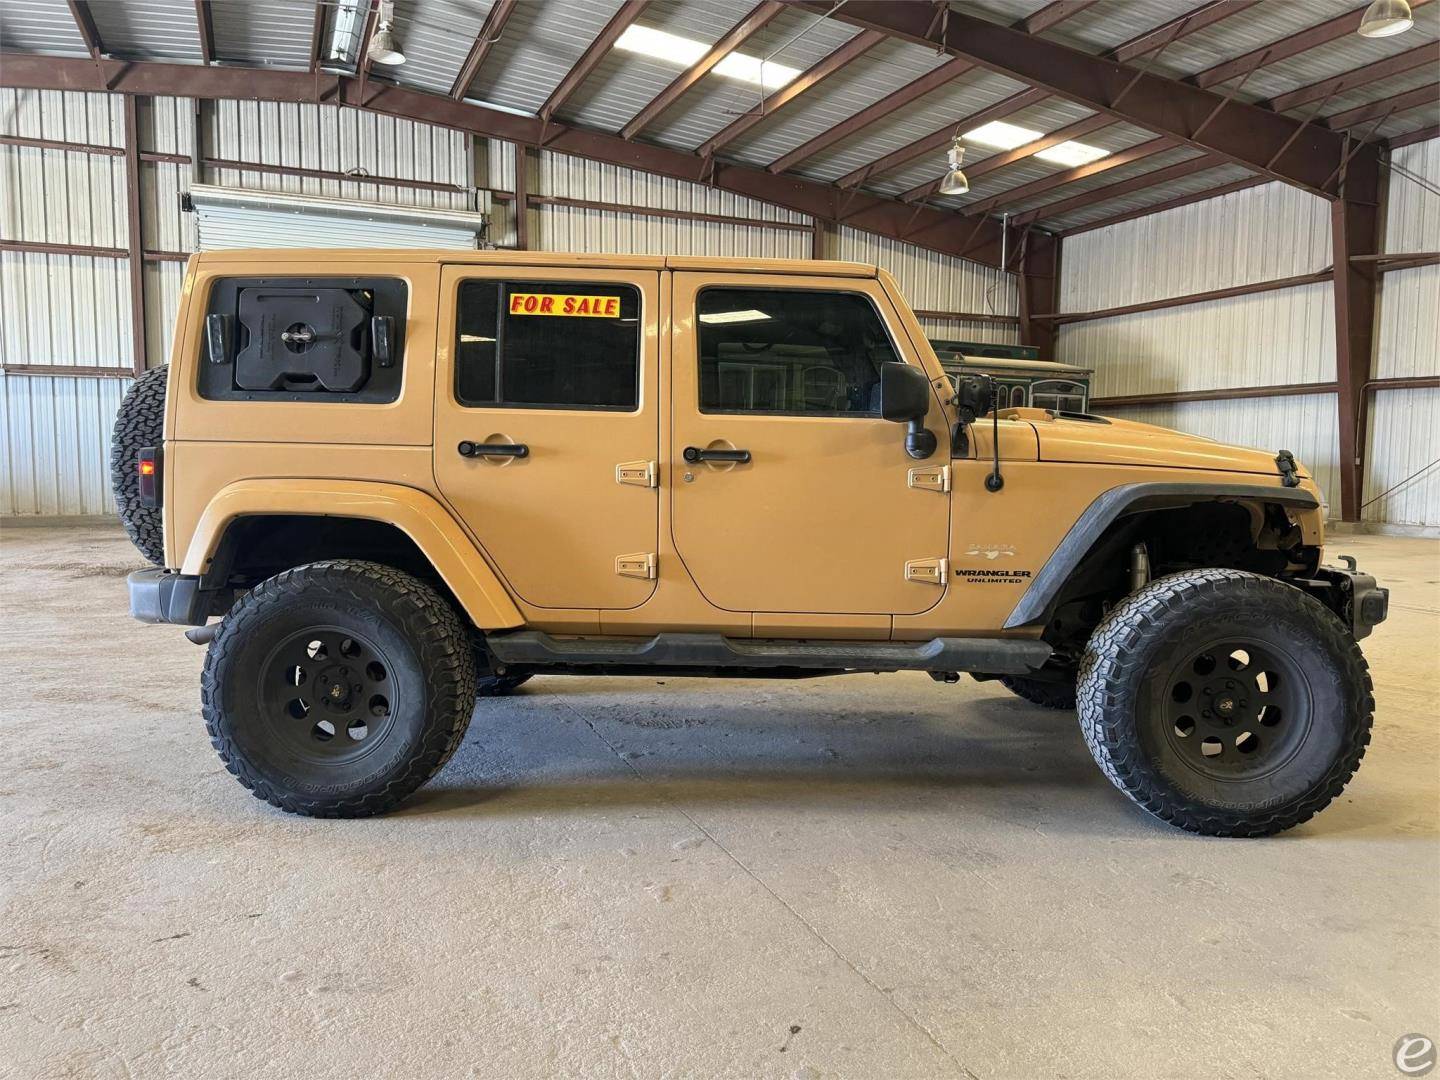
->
(128, 568, 230, 626)
(1296, 560, 1389, 640)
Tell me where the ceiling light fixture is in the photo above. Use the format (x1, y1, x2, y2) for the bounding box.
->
(615, 25, 799, 89)
(368, 0, 405, 66)
(964, 120, 1043, 150)
(938, 136, 969, 196)
(1357, 0, 1414, 37)
(1035, 141, 1110, 167)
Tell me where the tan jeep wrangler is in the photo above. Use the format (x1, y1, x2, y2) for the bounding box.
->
(113, 250, 1387, 834)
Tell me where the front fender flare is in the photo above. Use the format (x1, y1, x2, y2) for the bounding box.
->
(1004, 481, 1322, 630)
(183, 479, 524, 630)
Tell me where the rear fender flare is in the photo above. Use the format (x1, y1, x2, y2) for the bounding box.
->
(183, 479, 524, 630)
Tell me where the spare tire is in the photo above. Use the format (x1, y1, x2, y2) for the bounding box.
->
(110, 364, 167, 566)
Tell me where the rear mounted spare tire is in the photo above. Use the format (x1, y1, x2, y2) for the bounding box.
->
(110, 364, 167, 566)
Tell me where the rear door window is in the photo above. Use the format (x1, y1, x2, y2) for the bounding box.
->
(455, 281, 640, 410)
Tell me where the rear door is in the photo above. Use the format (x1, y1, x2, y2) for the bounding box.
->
(434, 265, 661, 610)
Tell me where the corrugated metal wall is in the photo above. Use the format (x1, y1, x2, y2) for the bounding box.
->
(1364, 140, 1440, 526)
(2, 89, 136, 514)
(3, 90, 1013, 518)
(1057, 179, 1344, 518)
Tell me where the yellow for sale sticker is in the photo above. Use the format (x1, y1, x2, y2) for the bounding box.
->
(508, 292, 621, 318)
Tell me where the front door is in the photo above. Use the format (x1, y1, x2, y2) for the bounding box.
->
(434, 265, 661, 610)
(670, 272, 950, 616)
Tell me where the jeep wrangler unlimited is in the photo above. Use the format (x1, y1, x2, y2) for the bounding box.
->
(114, 250, 1386, 834)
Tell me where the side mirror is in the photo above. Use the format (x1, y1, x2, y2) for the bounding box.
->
(878, 361, 937, 460)
(879, 361, 929, 423)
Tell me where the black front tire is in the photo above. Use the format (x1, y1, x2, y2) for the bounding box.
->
(1077, 569, 1373, 837)
(201, 560, 477, 817)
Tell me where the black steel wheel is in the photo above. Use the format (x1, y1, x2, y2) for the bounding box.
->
(202, 560, 476, 817)
(1078, 569, 1373, 837)
(1161, 638, 1310, 781)
(257, 627, 402, 765)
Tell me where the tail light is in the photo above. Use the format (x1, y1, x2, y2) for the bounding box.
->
(138, 447, 161, 508)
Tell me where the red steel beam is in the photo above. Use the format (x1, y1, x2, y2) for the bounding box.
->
(1059, 176, 1267, 236)
(763, 0, 1098, 176)
(1265, 41, 1439, 115)
(450, 0, 519, 100)
(122, 94, 147, 377)
(1388, 124, 1439, 149)
(194, 0, 214, 65)
(765, 56, 975, 174)
(1011, 151, 1219, 227)
(698, 29, 887, 157)
(1190, 0, 1433, 90)
(968, 136, 1178, 219)
(622, 1, 784, 140)
(1332, 151, 1383, 521)
(308, 0, 326, 72)
(539, 0, 648, 121)
(1323, 83, 1440, 133)
(0, 55, 1015, 267)
(803, 0, 1368, 198)
(838, 0, 1255, 195)
(65, 0, 102, 59)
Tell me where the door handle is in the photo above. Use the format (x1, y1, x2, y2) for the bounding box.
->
(683, 446, 751, 464)
(458, 440, 529, 459)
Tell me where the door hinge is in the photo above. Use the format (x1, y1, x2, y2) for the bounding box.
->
(908, 464, 951, 493)
(904, 557, 949, 585)
(616, 460, 659, 488)
(615, 552, 658, 580)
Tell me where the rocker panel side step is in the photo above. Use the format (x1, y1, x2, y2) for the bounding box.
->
(485, 631, 1051, 674)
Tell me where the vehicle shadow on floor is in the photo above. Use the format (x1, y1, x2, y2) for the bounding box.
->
(399, 684, 1174, 835)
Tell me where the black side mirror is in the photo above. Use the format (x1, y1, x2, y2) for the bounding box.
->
(878, 361, 937, 460)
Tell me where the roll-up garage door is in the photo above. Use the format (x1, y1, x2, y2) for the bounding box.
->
(188, 183, 490, 250)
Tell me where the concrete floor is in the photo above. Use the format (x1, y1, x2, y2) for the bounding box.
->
(1, 523, 1436, 1080)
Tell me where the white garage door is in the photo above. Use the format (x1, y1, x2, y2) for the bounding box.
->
(188, 183, 489, 250)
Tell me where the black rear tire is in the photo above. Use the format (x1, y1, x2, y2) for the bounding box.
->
(998, 674, 1076, 710)
(109, 364, 168, 566)
(201, 560, 477, 817)
(1077, 569, 1373, 837)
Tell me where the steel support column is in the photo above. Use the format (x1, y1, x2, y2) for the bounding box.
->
(1331, 149, 1383, 521)
(123, 94, 148, 377)
(1018, 229, 1061, 356)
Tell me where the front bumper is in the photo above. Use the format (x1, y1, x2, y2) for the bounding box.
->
(1296, 558, 1389, 640)
(128, 568, 231, 626)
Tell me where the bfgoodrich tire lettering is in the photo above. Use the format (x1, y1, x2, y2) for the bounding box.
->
(1077, 569, 1373, 837)
(201, 560, 476, 817)
(109, 364, 168, 566)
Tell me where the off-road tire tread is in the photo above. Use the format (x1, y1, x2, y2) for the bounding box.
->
(200, 559, 477, 817)
(109, 364, 168, 565)
(999, 674, 1077, 710)
(1077, 568, 1373, 837)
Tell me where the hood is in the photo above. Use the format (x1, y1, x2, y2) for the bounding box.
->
(1006, 409, 1308, 477)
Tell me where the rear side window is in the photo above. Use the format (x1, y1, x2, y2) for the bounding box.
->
(455, 281, 641, 410)
(199, 276, 408, 403)
(696, 287, 898, 416)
